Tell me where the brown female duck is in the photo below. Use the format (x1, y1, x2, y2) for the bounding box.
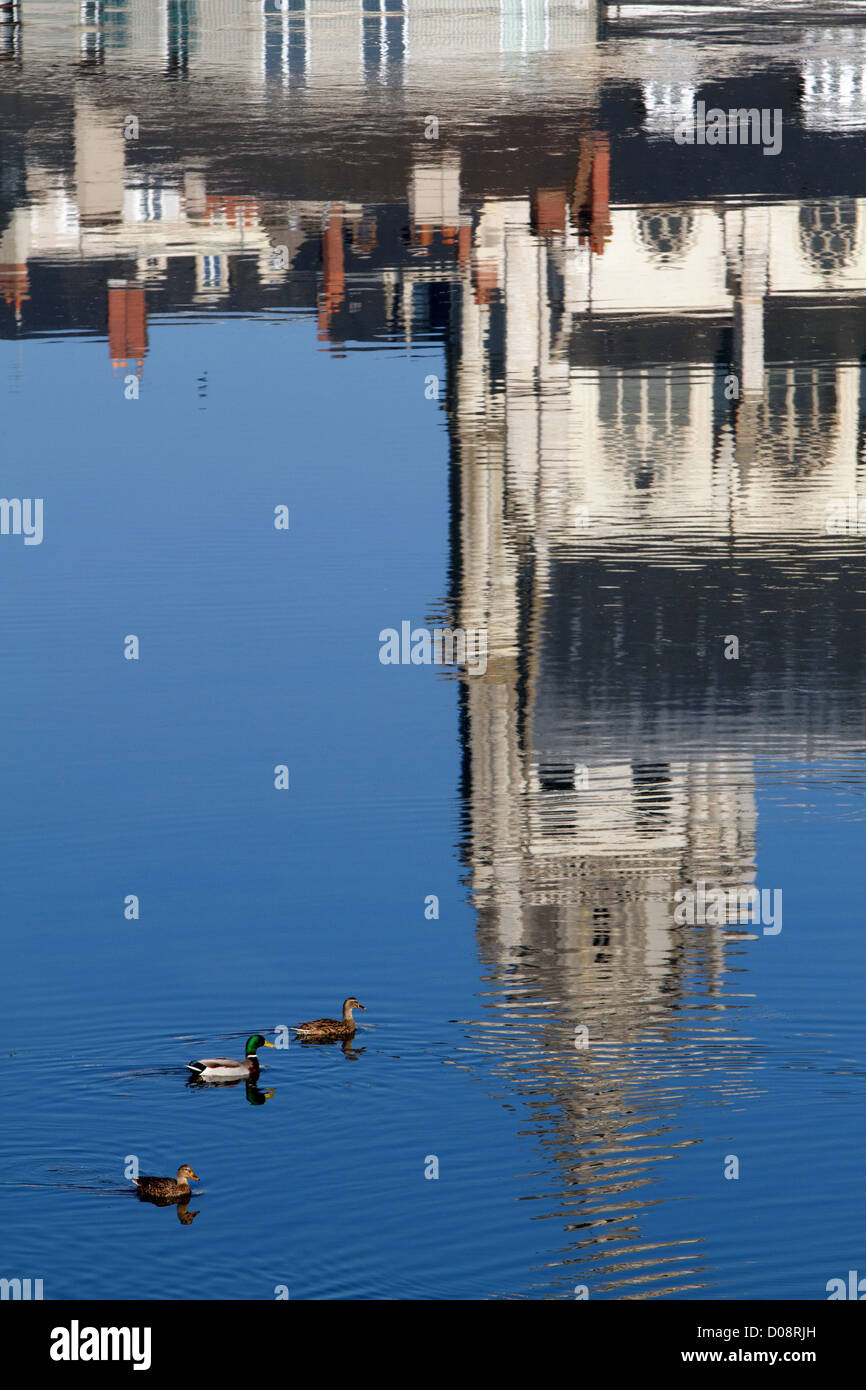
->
(292, 997, 366, 1041)
(134, 1165, 200, 1199)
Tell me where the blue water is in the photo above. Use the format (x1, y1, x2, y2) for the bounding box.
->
(1, 1, 866, 1301)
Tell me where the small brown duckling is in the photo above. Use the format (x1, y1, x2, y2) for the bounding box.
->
(292, 997, 366, 1041)
(134, 1165, 200, 1199)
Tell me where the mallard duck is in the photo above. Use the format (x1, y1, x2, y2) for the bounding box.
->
(292, 998, 366, 1041)
(187, 1032, 274, 1082)
(134, 1165, 200, 1199)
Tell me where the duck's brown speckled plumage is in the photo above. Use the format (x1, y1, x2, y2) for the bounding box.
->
(293, 997, 366, 1041)
(134, 1165, 200, 1199)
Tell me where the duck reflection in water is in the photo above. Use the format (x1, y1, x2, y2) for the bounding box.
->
(245, 1080, 275, 1104)
(186, 1074, 275, 1105)
(136, 1193, 199, 1224)
(293, 1032, 366, 1059)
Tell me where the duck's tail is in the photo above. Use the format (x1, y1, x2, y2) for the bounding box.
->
(186, 1061, 206, 1075)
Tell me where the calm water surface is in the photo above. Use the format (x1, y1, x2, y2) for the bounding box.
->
(1, 1, 865, 1300)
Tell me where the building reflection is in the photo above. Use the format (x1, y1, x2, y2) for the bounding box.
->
(10, 0, 597, 81)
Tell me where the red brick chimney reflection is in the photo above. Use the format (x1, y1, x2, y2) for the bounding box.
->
(0, 263, 29, 321)
(318, 207, 346, 341)
(108, 279, 147, 373)
(531, 188, 568, 237)
(572, 133, 612, 255)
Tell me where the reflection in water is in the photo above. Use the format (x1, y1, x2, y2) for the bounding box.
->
(444, 127, 866, 1290)
(186, 1073, 273, 1106)
(187, 1078, 275, 1106)
(245, 1083, 276, 1106)
(295, 1038, 366, 1061)
(148, 1192, 200, 1224)
(135, 1189, 201, 1225)
(3, 1, 866, 1299)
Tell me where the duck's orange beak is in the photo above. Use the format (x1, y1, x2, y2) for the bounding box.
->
(262, 1041, 276, 1048)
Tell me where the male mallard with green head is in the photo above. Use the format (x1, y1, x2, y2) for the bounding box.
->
(292, 998, 366, 1041)
(134, 1165, 200, 1199)
(187, 1033, 274, 1082)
